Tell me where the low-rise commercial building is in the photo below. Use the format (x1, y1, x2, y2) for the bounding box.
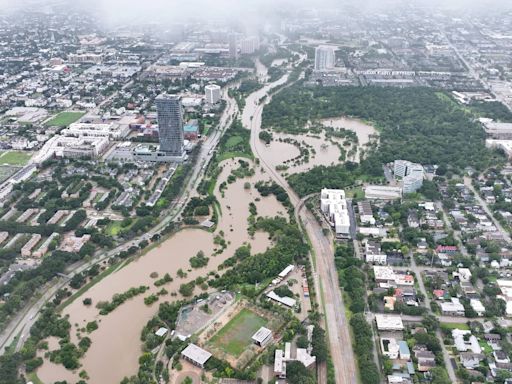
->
(358, 200, 375, 225)
(365, 185, 402, 200)
(375, 314, 404, 331)
(365, 241, 387, 264)
(181, 344, 212, 368)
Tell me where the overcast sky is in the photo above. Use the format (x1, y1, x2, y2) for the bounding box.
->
(1, 0, 511, 23)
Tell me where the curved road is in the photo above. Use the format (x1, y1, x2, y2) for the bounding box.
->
(242, 71, 358, 383)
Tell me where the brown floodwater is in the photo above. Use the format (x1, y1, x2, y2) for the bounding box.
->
(321, 117, 377, 162)
(255, 117, 378, 176)
(36, 158, 284, 384)
(259, 132, 343, 175)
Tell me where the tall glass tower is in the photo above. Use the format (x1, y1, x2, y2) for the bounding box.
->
(156, 94, 184, 156)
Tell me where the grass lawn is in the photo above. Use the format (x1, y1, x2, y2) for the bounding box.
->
(0, 166, 16, 182)
(346, 186, 363, 199)
(105, 221, 124, 236)
(216, 151, 253, 162)
(26, 372, 45, 384)
(202, 123, 212, 136)
(479, 339, 493, 355)
(225, 135, 243, 149)
(0, 151, 32, 166)
(209, 308, 267, 355)
(45, 111, 84, 127)
(440, 322, 470, 331)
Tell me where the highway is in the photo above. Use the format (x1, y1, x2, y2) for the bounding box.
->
(243, 69, 358, 383)
(0, 86, 238, 355)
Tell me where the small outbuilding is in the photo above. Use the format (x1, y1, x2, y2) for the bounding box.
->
(252, 327, 273, 347)
(155, 327, 168, 337)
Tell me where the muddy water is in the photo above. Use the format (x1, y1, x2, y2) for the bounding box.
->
(321, 117, 377, 161)
(258, 132, 342, 175)
(255, 117, 378, 176)
(37, 158, 284, 384)
(254, 58, 268, 82)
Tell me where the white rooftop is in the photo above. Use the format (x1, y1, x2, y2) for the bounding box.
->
(181, 343, 212, 365)
(155, 327, 168, 337)
(279, 265, 294, 278)
(296, 348, 316, 368)
(373, 266, 396, 281)
(375, 314, 404, 331)
(252, 327, 273, 344)
(267, 291, 297, 307)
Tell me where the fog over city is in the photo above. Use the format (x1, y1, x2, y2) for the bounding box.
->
(2, 0, 512, 21)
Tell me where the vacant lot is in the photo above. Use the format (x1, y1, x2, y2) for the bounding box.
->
(0, 151, 32, 166)
(45, 111, 84, 127)
(209, 308, 267, 355)
(440, 322, 470, 331)
(225, 136, 243, 149)
(0, 166, 16, 183)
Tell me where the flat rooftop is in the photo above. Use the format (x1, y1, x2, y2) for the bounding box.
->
(252, 327, 272, 343)
(181, 343, 212, 365)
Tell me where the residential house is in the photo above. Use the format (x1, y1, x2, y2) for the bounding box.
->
(381, 338, 400, 359)
(399, 341, 411, 360)
(494, 350, 511, 364)
(440, 297, 465, 316)
(470, 299, 486, 316)
(415, 350, 436, 372)
(460, 352, 485, 369)
(365, 240, 387, 265)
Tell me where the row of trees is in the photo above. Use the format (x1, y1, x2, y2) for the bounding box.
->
(335, 243, 380, 384)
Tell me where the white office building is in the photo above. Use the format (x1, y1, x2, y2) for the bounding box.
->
(32, 135, 109, 164)
(61, 122, 130, 139)
(314, 46, 336, 71)
(205, 84, 221, 105)
(320, 188, 350, 237)
(393, 160, 409, 177)
(393, 160, 424, 194)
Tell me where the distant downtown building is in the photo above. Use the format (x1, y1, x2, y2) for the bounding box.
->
(229, 34, 238, 59)
(155, 94, 185, 158)
(205, 84, 221, 104)
(240, 36, 260, 55)
(314, 46, 336, 71)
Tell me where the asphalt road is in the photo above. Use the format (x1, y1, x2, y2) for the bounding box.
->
(244, 71, 358, 384)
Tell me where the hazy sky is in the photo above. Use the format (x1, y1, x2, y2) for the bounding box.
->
(1, 0, 511, 23)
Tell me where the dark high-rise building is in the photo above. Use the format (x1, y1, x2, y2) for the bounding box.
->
(156, 94, 184, 156)
(229, 34, 238, 59)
